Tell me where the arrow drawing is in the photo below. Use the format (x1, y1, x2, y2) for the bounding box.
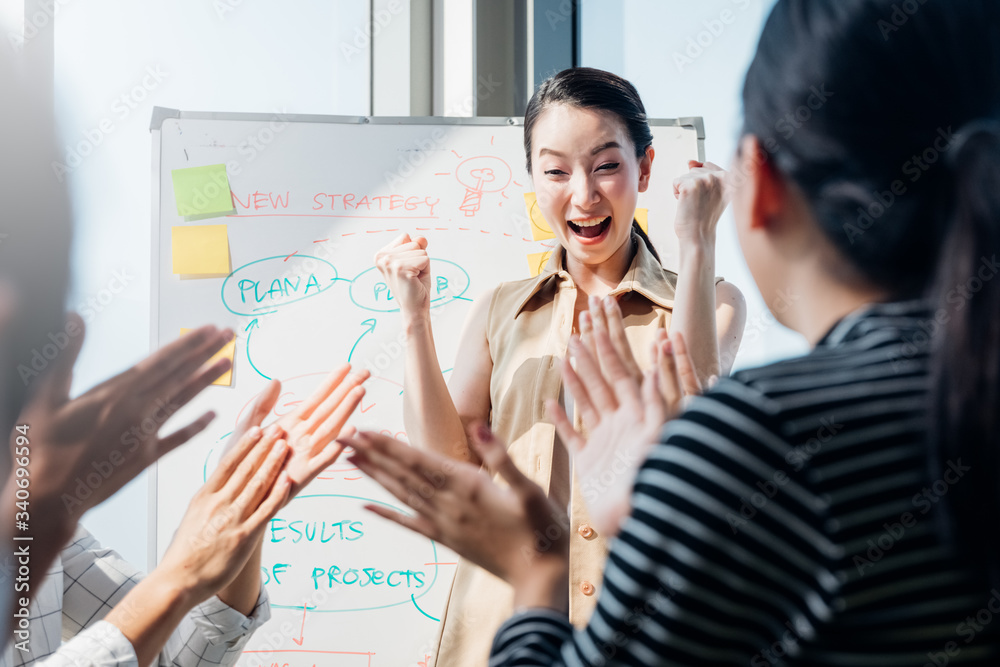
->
(291, 602, 307, 645)
(244, 319, 271, 380)
(348, 318, 377, 363)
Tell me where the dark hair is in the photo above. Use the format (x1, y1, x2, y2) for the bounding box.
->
(743, 1, 1000, 583)
(524, 67, 660, 262)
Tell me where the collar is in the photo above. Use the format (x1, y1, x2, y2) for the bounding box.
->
(815, 298, 932, 348)
(512, 234, 676, 316)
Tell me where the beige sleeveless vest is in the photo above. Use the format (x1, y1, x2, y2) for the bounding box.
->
(431, 236, 680, 667)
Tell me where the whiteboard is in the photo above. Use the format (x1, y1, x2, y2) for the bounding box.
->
(150, 108, 703, 667)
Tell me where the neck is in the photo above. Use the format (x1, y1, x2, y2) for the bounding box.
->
(782, 262, 894, 346)
(564, 236, 634, 298)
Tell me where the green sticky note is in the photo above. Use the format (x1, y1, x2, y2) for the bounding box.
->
(171, 164, 234, 217)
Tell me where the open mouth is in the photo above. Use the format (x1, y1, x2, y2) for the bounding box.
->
(567, 216, 611, 240)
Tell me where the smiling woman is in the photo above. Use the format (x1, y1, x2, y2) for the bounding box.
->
(373, 67, 746, 667)
(530, 104, 646, 266)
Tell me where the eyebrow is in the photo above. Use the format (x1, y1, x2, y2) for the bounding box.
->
(538, 141, 623, 158)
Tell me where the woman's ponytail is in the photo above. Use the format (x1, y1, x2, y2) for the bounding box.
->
(631, 220, 661, 263)
(929, 121, 1000, 585)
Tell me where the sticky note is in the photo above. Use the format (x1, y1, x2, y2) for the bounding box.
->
(171, 164, 234, 218)
(524, 192, 556, 241)
(181, 328, 235, 386)
(171, 224, 231, 275)
(634, 208, 649, 234)
(527, 251, 552, 278)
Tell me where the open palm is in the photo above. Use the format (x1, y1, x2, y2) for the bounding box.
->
(548, 305, 701, 537)
(223, 364, 368, 502)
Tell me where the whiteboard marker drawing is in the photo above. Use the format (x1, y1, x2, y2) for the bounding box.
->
(455, 156, 512, 217)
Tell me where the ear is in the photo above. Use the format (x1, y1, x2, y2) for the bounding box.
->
(738, 135, 785, 231)
(637, 146, 654, 193)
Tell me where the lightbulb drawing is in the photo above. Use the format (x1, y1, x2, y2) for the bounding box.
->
(455, 156, 512, 216)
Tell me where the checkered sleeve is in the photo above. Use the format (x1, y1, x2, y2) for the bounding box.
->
(158, 586, 270, 666)
(53, 525, 269, 667)
(30, 622, 138, 667)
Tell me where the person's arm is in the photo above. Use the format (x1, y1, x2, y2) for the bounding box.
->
(99, 421, 291, 667)
(669, 161, 745, 383)
(3, 318, 234, 639)
(547, 309, 700, 538)
(492, 385, 799, 666)
(35, 522, 269, 667)
(375, 234, 492, 463)
(344, 425, 569, 613)
(671, 228, 720, 383)
(439, 293, 494, 463)
(46, 368, 365, 667)
(215, 365, 367, 616)
(48, 525, 264, 667)
(402, 292, 492, 464)
(97, 569, 270, 667)
(344, 382, 799, 665)
(715, 280, 747, 376)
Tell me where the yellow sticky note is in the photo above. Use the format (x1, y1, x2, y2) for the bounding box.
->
(180, 328, 236, 386)
(524, 192, 556, 241)
(634, 208, 649, 234)
(526, 251, 552, 278)
(171, 164, 234, 217)
(171, 225, 231, 275)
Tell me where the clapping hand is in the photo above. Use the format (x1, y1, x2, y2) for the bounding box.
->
(222, 364, 369, 503)
(165, 361, 370, 601)
(342, 426, 570, 609)
(548, 299, 702, 537)
(159, 420, 293, 603)
(21, 317, 237, 529)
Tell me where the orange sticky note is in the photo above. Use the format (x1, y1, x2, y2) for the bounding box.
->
(634, 208, 649, 234)
(171, 225, 231, 275)
(526, 251, 552, 278)
(524, 192, 556, 241)
(180, 328, 235, 386)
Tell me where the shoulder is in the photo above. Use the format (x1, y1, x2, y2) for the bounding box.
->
(715, 280, 745, 309)
(462, 289, 495, 336)
(644, 344, 871, 476)
(637, 378, 785, 501)
(634, 373, 827, 535)
(61, 523, 101, 559)
(653, 377, 784, 459)
(648, 333, 927, 475)
(730, 328, 923, 396)
(61, 523, 144, 583)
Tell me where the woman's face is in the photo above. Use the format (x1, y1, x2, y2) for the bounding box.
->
(529, 104, 651, 266)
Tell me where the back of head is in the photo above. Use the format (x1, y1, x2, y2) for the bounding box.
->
(0, 56, 73, 440)
(743, 0, 1000, 583)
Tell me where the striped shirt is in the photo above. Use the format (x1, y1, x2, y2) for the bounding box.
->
(490, 300, 999, 666)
